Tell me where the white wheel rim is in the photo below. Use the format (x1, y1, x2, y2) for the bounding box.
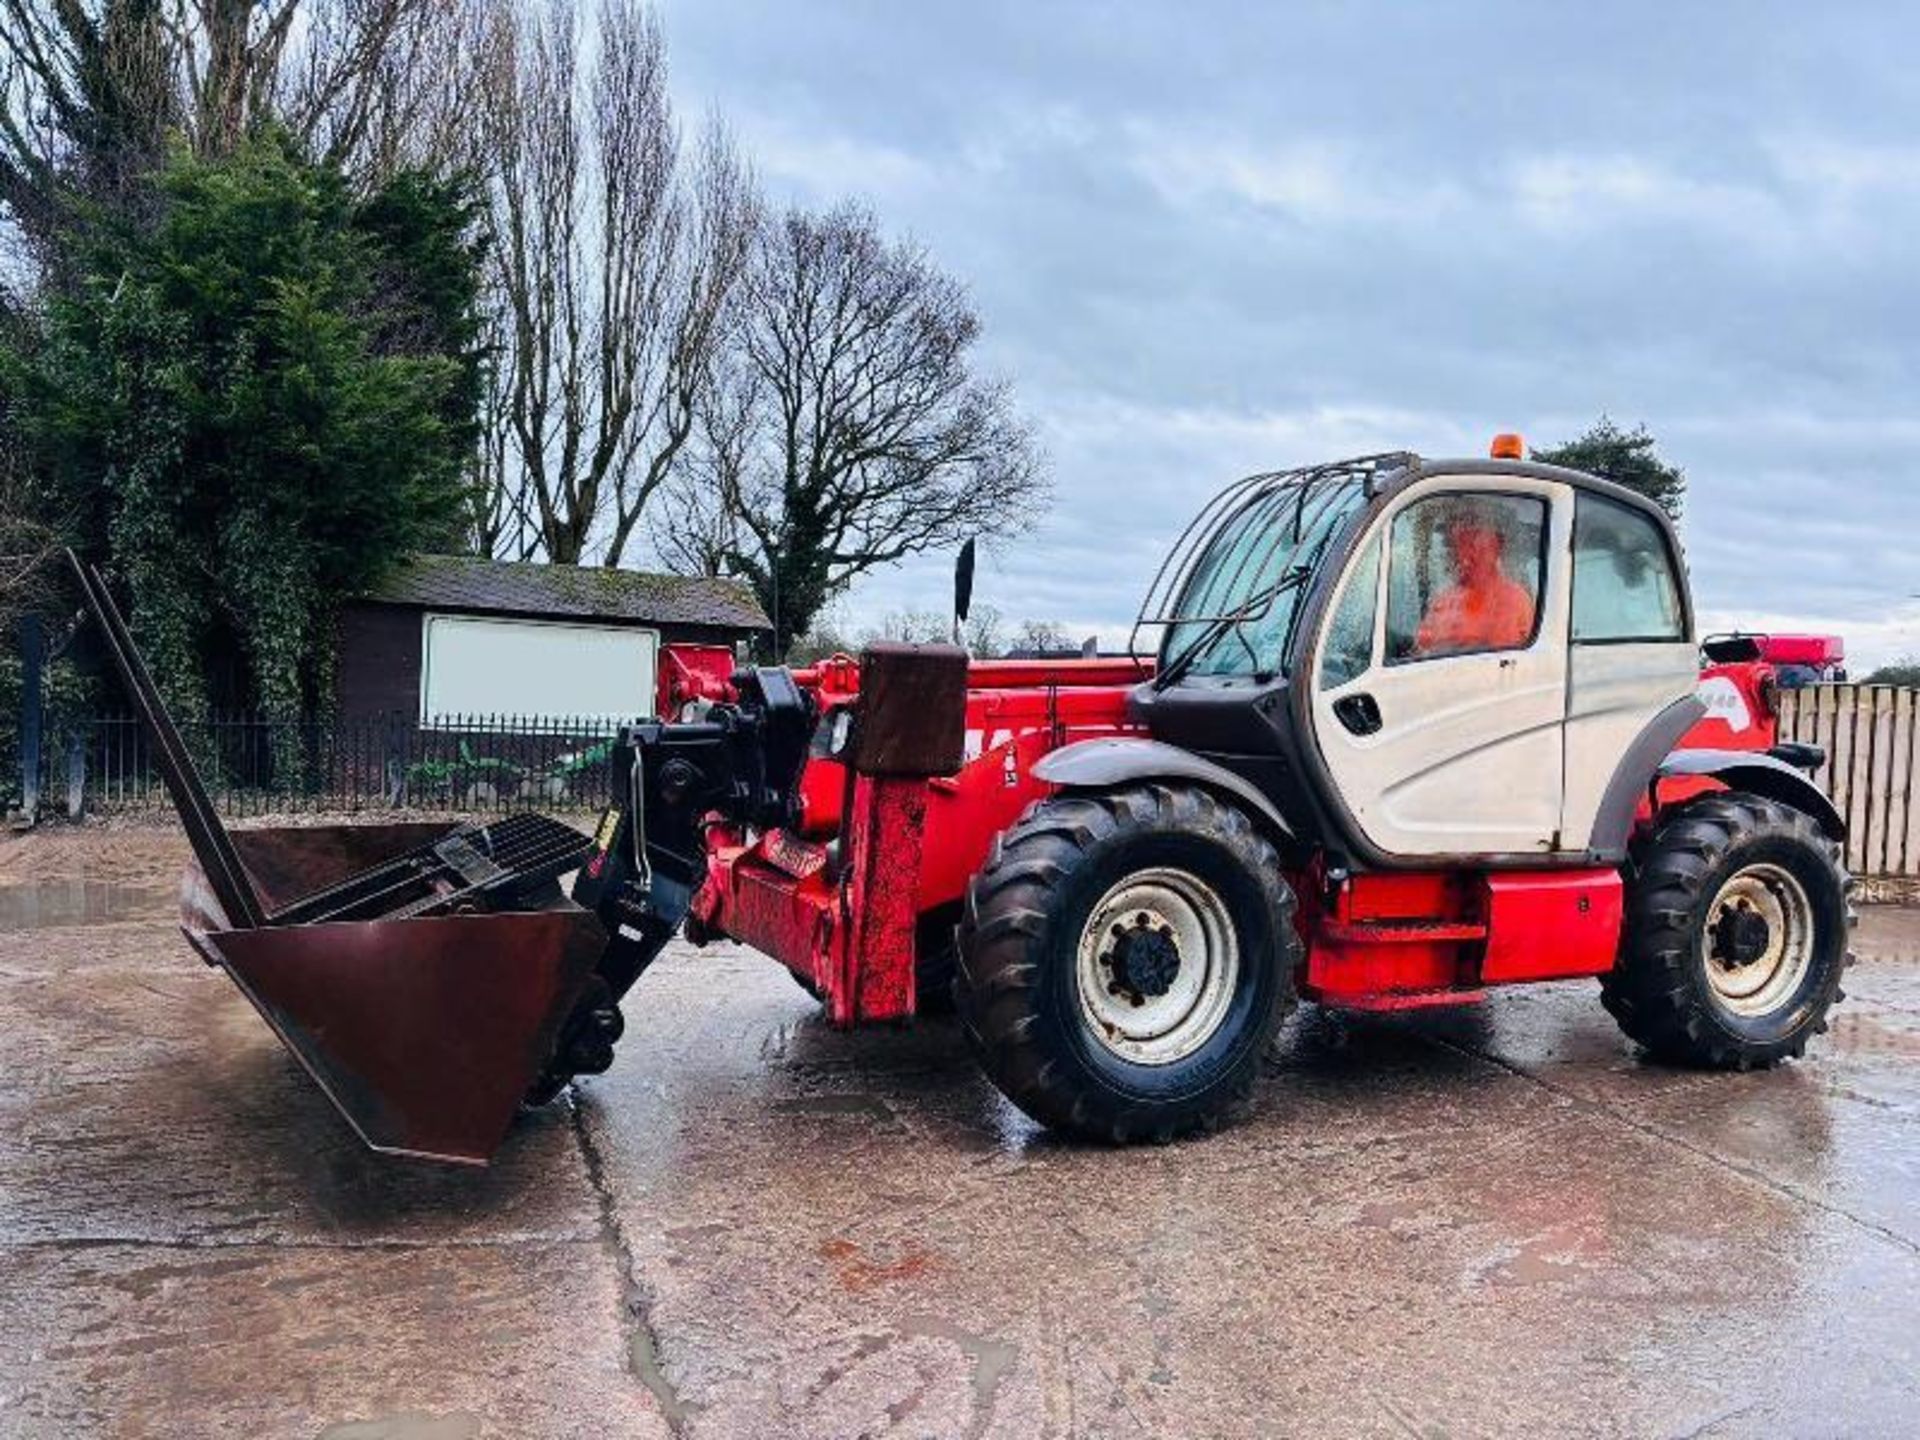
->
(1074, 866, 1240, 1065)
(1700, 862, 1815, 1019)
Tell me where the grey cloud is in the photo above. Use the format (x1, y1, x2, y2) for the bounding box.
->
(658, 0, 1920, 668)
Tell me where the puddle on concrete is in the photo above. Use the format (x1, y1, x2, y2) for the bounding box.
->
(1825, 1010, 1920, 1059)
(629, 1321, 696, 1427)
(315, 1414, 481, 1440)
(771, 1091, 898, 1124)
(897, 1313, 1018, 1438)
(0, 879, 170, 931)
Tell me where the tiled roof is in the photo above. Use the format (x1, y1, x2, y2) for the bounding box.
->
(363, 554, 771, 632)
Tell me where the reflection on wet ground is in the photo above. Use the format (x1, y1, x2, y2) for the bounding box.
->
(0, 878, 171, 931)
(0, 827, 1917, 1437)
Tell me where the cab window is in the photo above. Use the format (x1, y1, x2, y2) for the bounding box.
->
(1571, 492, 1684, 643)
(1385, 492, 1547, 662)
(1318, 537, 1380, 689)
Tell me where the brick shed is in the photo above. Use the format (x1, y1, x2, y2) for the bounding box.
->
(334, 555, 770, 725)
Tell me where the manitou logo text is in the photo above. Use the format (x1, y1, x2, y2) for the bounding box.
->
(1697, 675, 1752, 733)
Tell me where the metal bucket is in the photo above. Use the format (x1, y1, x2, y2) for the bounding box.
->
(68, 553, 607, 1166)
(188, 827, 604, 1166)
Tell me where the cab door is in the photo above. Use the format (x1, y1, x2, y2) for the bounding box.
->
(1308, 476, 1572, 858)
(1558, 489, 1697, 848)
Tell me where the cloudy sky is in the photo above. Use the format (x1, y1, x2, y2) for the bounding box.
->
(660, 1, 1920, 670)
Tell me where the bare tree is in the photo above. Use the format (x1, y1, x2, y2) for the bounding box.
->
(1009, 618, 1073, 654)
(0, 0, 178, 264)
(172, 0, 299, 156)
(280, 0, 487, 183)
(663, 202, 1046, 656)
(653, 344, 758, 576)
(474, 0, 757, 567)
(864, 602, 1003, 653)
(159, 0, 475, 173)
(965, 602, 1006, 656)
(0, 0, 471, 258)
(785, 607, 857, 665)
(786, 601, 1008, 664)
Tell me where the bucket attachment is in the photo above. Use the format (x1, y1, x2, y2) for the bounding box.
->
(190, 906, 602, 1163)
(68, 553, 615, 1165)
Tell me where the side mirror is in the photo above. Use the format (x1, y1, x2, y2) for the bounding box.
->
(952, 538, 976, 640)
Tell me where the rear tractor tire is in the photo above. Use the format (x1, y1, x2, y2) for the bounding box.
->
(1604, 791, 1854, 1069)
(956, 784, 1299, 1143)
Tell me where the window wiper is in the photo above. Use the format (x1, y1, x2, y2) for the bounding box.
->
(1154, 565, 1311, 690)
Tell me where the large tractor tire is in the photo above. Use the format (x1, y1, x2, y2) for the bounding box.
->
(956, 784, 1298, 1143)
(1604, 791, 1853, 1069)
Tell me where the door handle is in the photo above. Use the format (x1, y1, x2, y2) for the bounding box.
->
(1333, 693, 1382, 736)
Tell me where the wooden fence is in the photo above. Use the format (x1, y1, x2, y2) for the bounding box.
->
(1778, 685, 1920, 900)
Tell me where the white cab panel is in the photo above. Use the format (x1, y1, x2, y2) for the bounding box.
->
(1556, 484, 1695, 847)
(1310, 475, 1573, 857)
(1559, 643, 1698, 845)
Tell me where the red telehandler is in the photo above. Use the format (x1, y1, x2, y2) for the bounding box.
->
(69, 439, 1852, 1163)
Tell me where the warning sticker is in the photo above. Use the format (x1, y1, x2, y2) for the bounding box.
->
(594, 807, 623, 850)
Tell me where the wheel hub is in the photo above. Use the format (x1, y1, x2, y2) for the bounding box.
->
(1106, 917, 1181, 1000)
(1709, 903, 1773, 969)
(1700, 863, 1816, 1018)
(1074, 867, 1241, 1066)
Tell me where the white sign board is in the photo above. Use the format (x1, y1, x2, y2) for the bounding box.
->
(420, 614, 657, 726)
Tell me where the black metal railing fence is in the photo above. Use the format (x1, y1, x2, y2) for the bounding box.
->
(26, 711, 622, 819)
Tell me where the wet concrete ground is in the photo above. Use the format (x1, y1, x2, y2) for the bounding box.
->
(2, 826, 1918, 1438)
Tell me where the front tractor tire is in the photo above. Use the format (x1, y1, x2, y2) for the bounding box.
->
(956, 784, 1299, 1143)
(1604, 792, 1853, 1069)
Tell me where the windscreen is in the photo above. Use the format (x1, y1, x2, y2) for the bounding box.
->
(1136, 456, 1402, 684)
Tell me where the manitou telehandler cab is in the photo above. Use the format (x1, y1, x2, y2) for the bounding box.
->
(70, 438, 1852, 1163)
